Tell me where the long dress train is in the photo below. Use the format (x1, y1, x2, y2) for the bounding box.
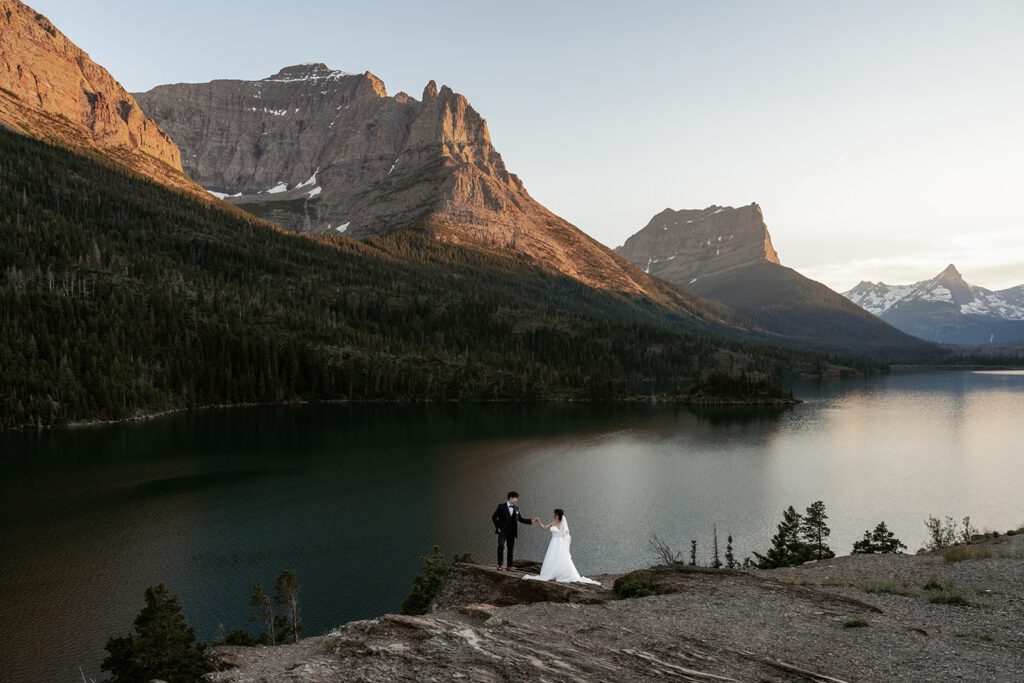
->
(522, 516, 600, 585)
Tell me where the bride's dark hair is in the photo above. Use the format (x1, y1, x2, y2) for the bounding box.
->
(553, 509, 564, 521)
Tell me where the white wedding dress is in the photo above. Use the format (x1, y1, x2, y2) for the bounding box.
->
(523, 516, 600, 585)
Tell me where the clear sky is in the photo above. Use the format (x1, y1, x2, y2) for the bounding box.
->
(31, 0, 1024, 291)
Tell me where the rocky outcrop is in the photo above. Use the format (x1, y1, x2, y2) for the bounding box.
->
(134, 64, 683, 296)
(204, 533, 1024, 681)
(615, 204, 928, 355)
(433, 562, 614, 610)
(843, 265, 1024, 344)
(616, 203, 780, 282)
(0, 0, 199, 194)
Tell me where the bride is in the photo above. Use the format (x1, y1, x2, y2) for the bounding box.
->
(523, 509, 600, 585)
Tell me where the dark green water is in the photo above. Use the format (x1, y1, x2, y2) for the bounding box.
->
(1, 371, 1023, 681)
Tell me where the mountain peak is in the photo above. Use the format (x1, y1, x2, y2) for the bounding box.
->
(842, 264, 1024, 343)
(616, 203, 781, 281)
(263, 63, 351, 82)
(936, 263, 963, 281)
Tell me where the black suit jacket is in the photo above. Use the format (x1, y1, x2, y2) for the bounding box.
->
(492, 503, 532, 539)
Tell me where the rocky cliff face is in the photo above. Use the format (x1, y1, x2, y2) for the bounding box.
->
(843, 265, 1024, 344)
(0, 0, 198, 193)
(134, 64, 663, 295)
(615, 204, 780, 283)
(205, 535, 1024, 682)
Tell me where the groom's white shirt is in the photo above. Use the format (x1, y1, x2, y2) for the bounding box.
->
(507, 504, 514, 517)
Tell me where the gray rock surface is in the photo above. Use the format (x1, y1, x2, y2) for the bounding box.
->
(204, 533, 1024, 682)
(615, 204, 780, 283)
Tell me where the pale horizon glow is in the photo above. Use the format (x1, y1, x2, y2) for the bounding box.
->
(29, 0, 1024, 292)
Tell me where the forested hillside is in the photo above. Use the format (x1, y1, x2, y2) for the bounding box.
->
(2, 129, 860, 429)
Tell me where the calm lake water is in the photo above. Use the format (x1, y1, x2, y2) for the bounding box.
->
(1, 370, 1023, 681)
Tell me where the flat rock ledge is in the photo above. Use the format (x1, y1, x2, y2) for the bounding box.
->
(206, 534, 1024, 682)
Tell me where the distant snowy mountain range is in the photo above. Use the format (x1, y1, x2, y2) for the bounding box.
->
(842, 265, 1024, 345)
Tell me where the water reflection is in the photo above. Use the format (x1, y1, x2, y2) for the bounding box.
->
(1, 371, 1022, 682)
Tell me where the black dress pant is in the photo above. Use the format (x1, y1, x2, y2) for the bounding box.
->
(497, 533, 515, 567)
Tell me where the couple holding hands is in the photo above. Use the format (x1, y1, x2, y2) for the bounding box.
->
(491, 491, 599, 585)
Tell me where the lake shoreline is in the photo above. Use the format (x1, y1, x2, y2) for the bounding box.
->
(19, 392, 803, 434)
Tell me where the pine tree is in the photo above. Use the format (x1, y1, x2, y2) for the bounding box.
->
(274, 570, 302, 644)
(711, 526, 722, 569)
(800, 501, 835, 561)
(852, 521, 907, 554)
(101, 584, 210, 682)
(689, 539, 698, 566)
(754, 506, 810, 568)
(249, 582, 278, 646)
(725, 534, 737, 569)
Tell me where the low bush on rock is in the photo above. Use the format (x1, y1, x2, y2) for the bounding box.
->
(401, 546, 450, 615)
(943, 546, 991, 563)
(614, 572, 657, 598)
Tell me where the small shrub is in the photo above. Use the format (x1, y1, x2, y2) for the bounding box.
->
(648, 534, 682, 565)
(453, 552, 474, 564)
(959, 516, 977, 544)
(929, 593, 972, 607)
(614, 572, 656, 598)
(725, 535, 738, 569)
(925, 515, 977, 551)
(852, 521, 907, 554)
(943, 546, 991, 563)
(215, 629, 261, 646)
(401, 546, 450, 616)
(924, 516, 959, 551)
(843, 618, 870, 628)
(922, 578, 944, 591)
(956, 631, 994, 642)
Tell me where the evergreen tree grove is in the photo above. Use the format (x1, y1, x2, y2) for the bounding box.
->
(0, 127, 880, 430)
(754, 506, 812, 569)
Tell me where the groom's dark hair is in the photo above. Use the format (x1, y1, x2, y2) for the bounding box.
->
(554, 509, 564, 521)
(507, 491, 519, 500)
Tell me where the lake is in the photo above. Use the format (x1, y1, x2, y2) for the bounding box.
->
(1, 370, 1023, 681)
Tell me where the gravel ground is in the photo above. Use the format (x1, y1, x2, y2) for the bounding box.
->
(206, 532, 1024, 682)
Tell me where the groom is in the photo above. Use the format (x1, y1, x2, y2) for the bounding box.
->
(491, 491, 533, 570)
